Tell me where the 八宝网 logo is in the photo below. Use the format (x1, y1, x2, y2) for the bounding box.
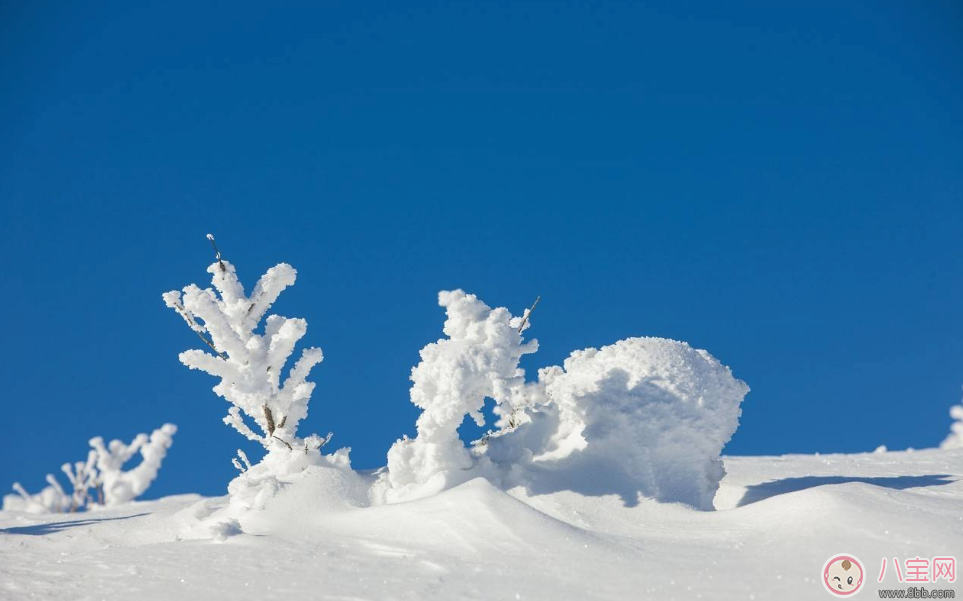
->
(823, 554, 864, 596)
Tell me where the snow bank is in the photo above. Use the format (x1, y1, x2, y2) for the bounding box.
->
(173, 448, 368, 541)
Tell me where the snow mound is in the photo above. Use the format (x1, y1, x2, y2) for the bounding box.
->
(513, 337, 749, 509)
(172, 449, 368, 541)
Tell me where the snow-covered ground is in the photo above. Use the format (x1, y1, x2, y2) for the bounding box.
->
(2, 448, 960, 601)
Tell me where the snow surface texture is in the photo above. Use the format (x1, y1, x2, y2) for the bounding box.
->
(942, 403, 963, 449)
(1, 449, 959, 600)
(3, 424, 176, 514)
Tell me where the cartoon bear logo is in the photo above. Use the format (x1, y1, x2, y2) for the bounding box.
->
(822, 554, 864, 596)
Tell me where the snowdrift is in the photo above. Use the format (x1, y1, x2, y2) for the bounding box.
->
(1, 449, 960, 600)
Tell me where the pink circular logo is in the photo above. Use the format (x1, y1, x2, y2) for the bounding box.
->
(822, 554, 864, 596)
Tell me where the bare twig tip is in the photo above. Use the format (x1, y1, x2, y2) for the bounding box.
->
(207, 233, 225, 271)
(518, 295, 541, 333)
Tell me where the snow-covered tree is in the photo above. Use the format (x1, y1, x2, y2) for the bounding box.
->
(383, 290, 539, 501)
(161, 238, 364, 539)
(89, 423, 178, 505)
(3, 424, 177, 513)
(163, 236, 329, 461)
(941, 402, 963, 450)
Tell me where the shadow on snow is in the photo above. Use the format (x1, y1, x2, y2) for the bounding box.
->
(737, 474, 956, 507)
(1, 513, 148, 536)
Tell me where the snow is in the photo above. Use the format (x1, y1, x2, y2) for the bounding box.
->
(514, 337, 748, 509)
(1, 449, 960, 600)
(942, 403, 963, 450)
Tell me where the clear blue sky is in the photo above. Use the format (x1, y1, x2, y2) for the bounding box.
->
(2, 1, 961, 499)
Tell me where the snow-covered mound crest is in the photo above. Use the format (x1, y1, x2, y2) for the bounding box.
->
(531, 338, 748, 509)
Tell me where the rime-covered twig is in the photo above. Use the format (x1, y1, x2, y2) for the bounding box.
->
(163, 295, 227, 359)
(517, 295, 541, 333)
(232, 447, 254, 473)
(303, 432, 333, 454)
(207, 233, 225, 272)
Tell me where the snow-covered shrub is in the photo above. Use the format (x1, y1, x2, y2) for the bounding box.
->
(163, 237, 331, 461)
(3, 424, 177, 513)
(382, 290, 539, 502)
(380, 289, 749, 510)
(164, 237, 356, 535)
(4, 476, 74, 514)
(941, 402, 963, 450)
(516, 338, 749, 509)
(89, 424, 177, 505)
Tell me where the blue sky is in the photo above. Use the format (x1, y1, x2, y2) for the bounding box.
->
(1, 1, 961, 499)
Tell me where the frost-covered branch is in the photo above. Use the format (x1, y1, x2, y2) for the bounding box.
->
(163, 235, 327, 465)
(90, 424, 177, 505)
(517, 295, 540, 333)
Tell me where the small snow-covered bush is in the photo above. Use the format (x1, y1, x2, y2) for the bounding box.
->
(5, 480, 72, 514)
(383, 290, 539, 501)
(163, 236, 332, 462)
(164, 236, 357, 535)
(89, 424, 178, 505)
(941, 402, 963, 450)
(3, 424, 177, 514)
